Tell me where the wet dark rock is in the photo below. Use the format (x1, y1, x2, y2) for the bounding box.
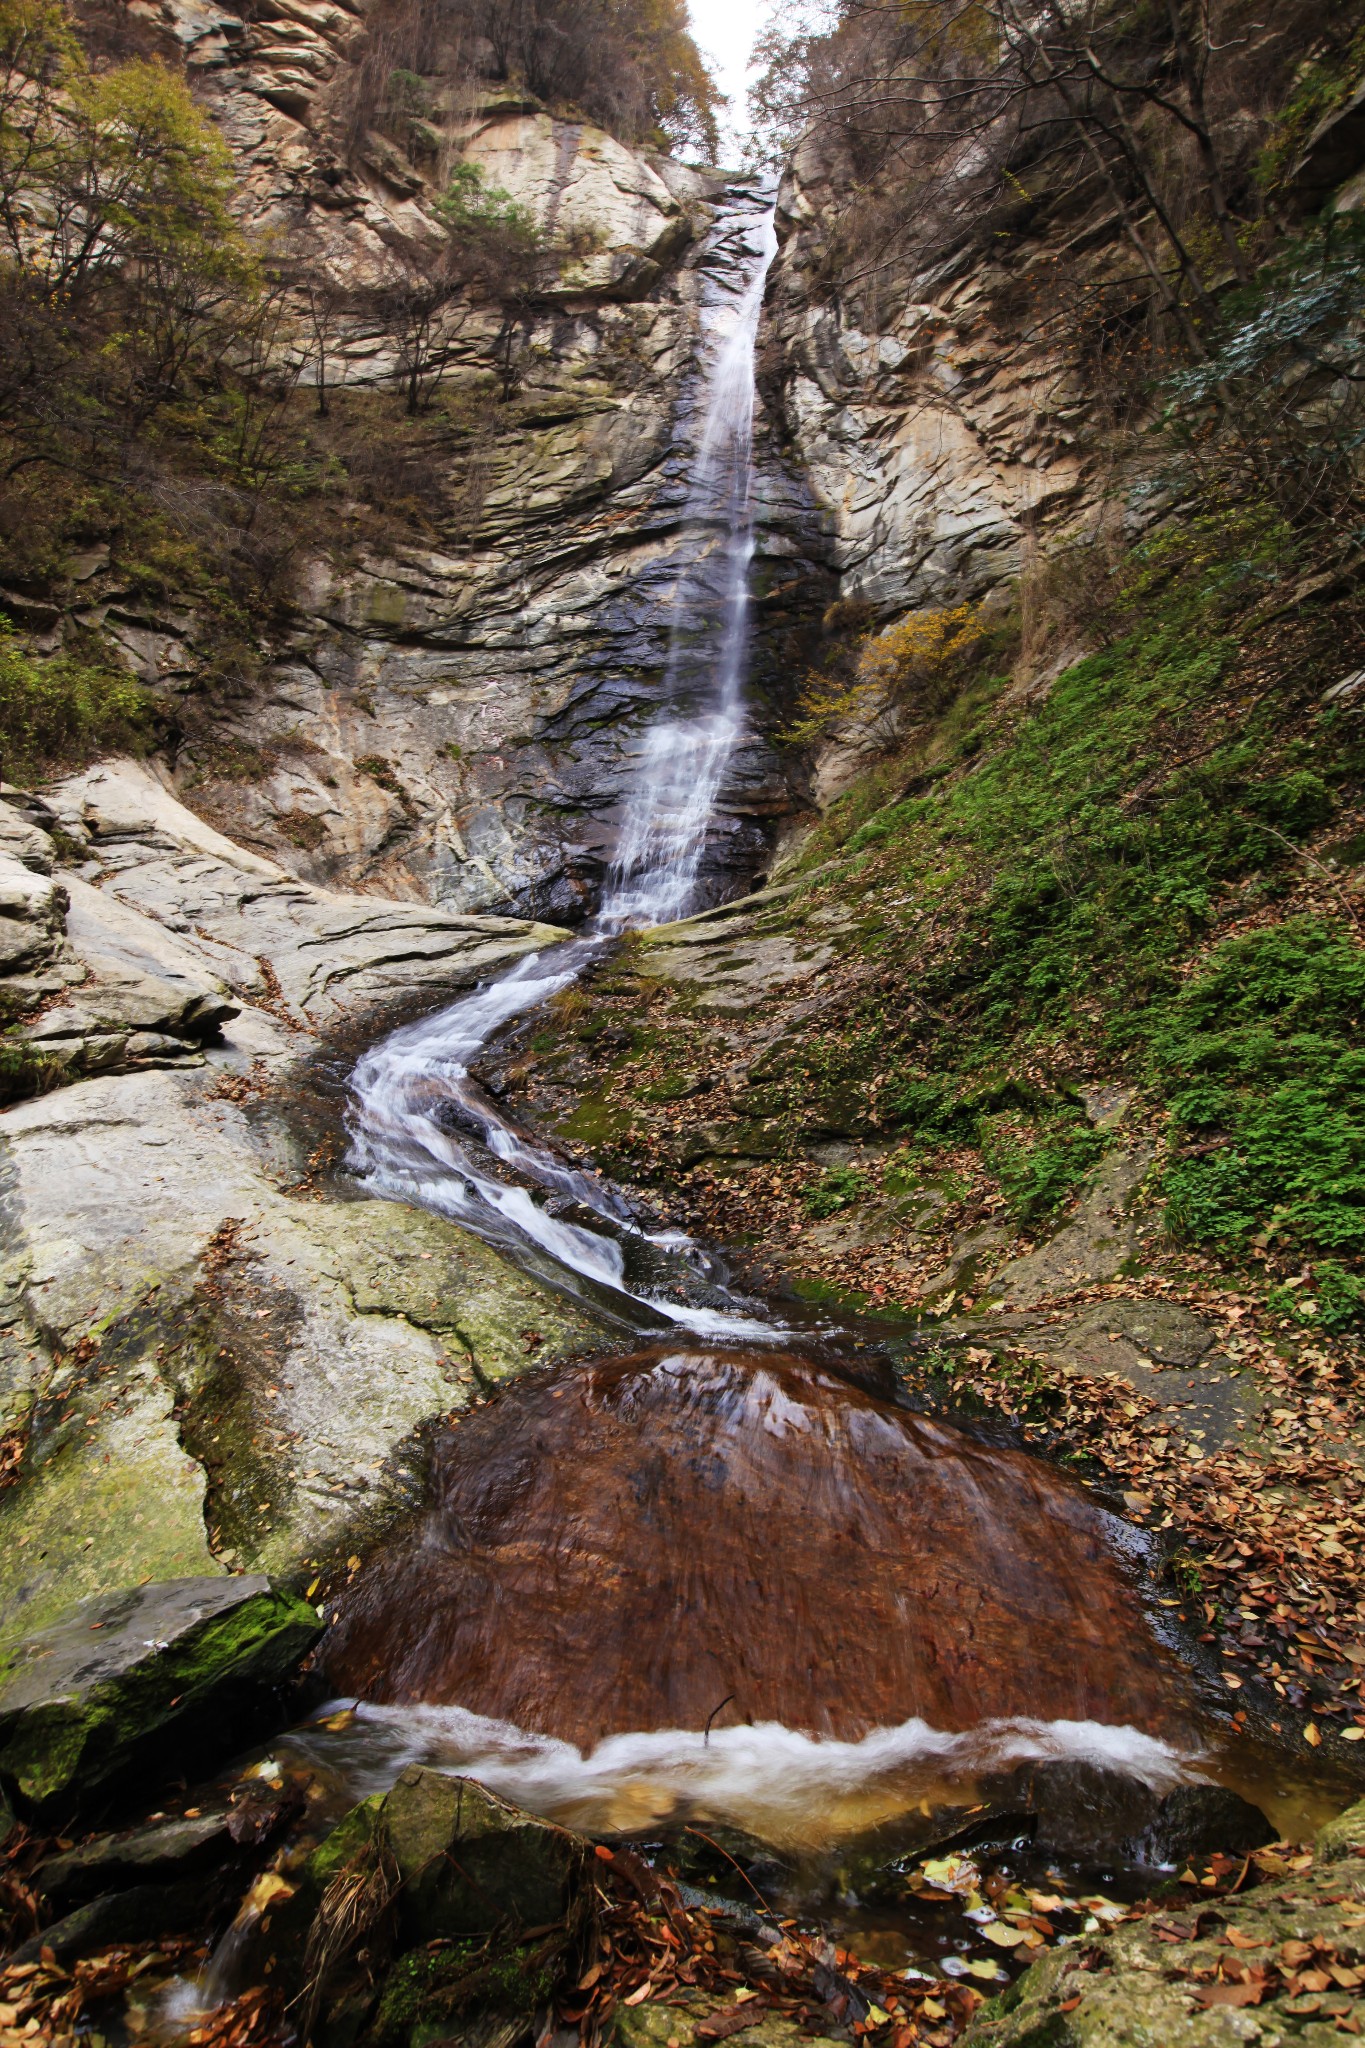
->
(664, 1822, 793, 1910)
(987, 1759, 1157, 1863)
(383, 1767, 588, 1942)
(997, 1761, 1272, 1866)
(1130, 1783, 1274, 1866)
(835, 1805, 1021, 1908)
(10, 1878, 224, 1965)
(1290, 84, 1365, 215)
(227, 1771, 306, 1845)
(36, 1811, 235, 1908)
(0, 1575, 321, 1814)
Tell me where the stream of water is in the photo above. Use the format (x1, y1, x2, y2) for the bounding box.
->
(346, 190, 782, 1339)
(322, 186, 1331, 1907)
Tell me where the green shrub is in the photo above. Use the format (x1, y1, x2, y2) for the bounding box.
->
(436, 161, 539, 244)
(983, 1112, 1108, 1225)
(885, 1074, 971, 1139)
(803, 1165, 873, 1217)
(0, 1036, 63, 1107)
(0, 616, 149, 782)
(846, 796, 930, 855)
(1268, 1261, 1365, 1335)
(1148, 920, 1365, 1270)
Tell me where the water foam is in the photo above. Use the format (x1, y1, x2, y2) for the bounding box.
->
(284, 1700, 1206, 1850)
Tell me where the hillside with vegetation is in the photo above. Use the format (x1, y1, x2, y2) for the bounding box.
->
(1, 2, 1365, 2047)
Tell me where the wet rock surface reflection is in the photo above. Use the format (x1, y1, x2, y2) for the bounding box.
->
(326, 1347, 1201, 1752)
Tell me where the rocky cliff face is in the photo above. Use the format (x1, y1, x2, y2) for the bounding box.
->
(53, 8, 833, 919)
(763, 136, 1126, 627)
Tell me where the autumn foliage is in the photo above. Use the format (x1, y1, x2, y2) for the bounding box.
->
(787, 601, 988, 744)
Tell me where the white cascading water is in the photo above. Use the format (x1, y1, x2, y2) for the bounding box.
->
(279, 1702, 1195, 1853)
(600, 203, 778, 930)
(345, 197, 781, 1331)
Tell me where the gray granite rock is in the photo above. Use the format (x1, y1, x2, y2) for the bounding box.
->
(0, 769, 615, 1637)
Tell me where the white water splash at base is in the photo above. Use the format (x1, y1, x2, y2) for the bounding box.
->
(281, 1700, 1206, 1852)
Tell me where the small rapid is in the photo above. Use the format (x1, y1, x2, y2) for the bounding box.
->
(279, 1702, 1198, 1853)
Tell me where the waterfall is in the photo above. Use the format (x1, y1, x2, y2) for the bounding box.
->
(324, 197, 1237, 1879)
(345, 193, 780, 1326)
(601, 201, 778, 929)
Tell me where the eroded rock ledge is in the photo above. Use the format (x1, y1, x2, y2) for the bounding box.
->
(0, 766, 615, 1642)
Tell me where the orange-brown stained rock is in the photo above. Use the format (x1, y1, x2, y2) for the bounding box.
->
(325, 1348, 1199, 1748)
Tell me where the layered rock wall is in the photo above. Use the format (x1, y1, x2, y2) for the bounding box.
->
(41, 7, 833, 918)
(764, 135, 1110, 629)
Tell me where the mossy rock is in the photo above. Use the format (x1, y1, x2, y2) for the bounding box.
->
(613, 1997, 844, 2048)
(962, 1797, 1365, 2045)
(368, 1935, 560, 2048)
(0, 1574, 320, 1813)
(383, 1767, 587, 1942)
(1315, 1793, 1365, 1864)
(306, 1791, 387, 1894)
(299, 1774, 590, 2048)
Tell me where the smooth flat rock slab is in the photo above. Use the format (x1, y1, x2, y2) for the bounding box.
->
(985, 1147, 1153, 1307)
(941, 1302, 1257, 1447)
(49, 760, 569, 1029)
(1076, 1296, 1216, 1366)
(638, 930, 835, 1012)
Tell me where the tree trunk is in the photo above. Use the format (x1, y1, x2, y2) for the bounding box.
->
(1165, 0, 1250, 283)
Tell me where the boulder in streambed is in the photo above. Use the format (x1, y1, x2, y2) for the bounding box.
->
(994, 1759, 1274, 1866)
(294, 1769, 590, 2048)
(0, 1575, 320, 1814)
(36, 1809, 237, 1908)
(9, 1876, 229, 1967)
(370, 1766, 588, 1944)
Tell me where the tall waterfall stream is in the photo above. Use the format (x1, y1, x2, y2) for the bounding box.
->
(262, 189, 1337, 1968)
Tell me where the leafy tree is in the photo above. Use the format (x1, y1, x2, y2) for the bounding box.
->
(751, 0, 1363, 345)
(0, 610, 148, 781)
(342, 0, 721, 162)
(1162, 215, 1365, 531)
(0, 0, 253, 483)
(787, 602, 987, 744)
